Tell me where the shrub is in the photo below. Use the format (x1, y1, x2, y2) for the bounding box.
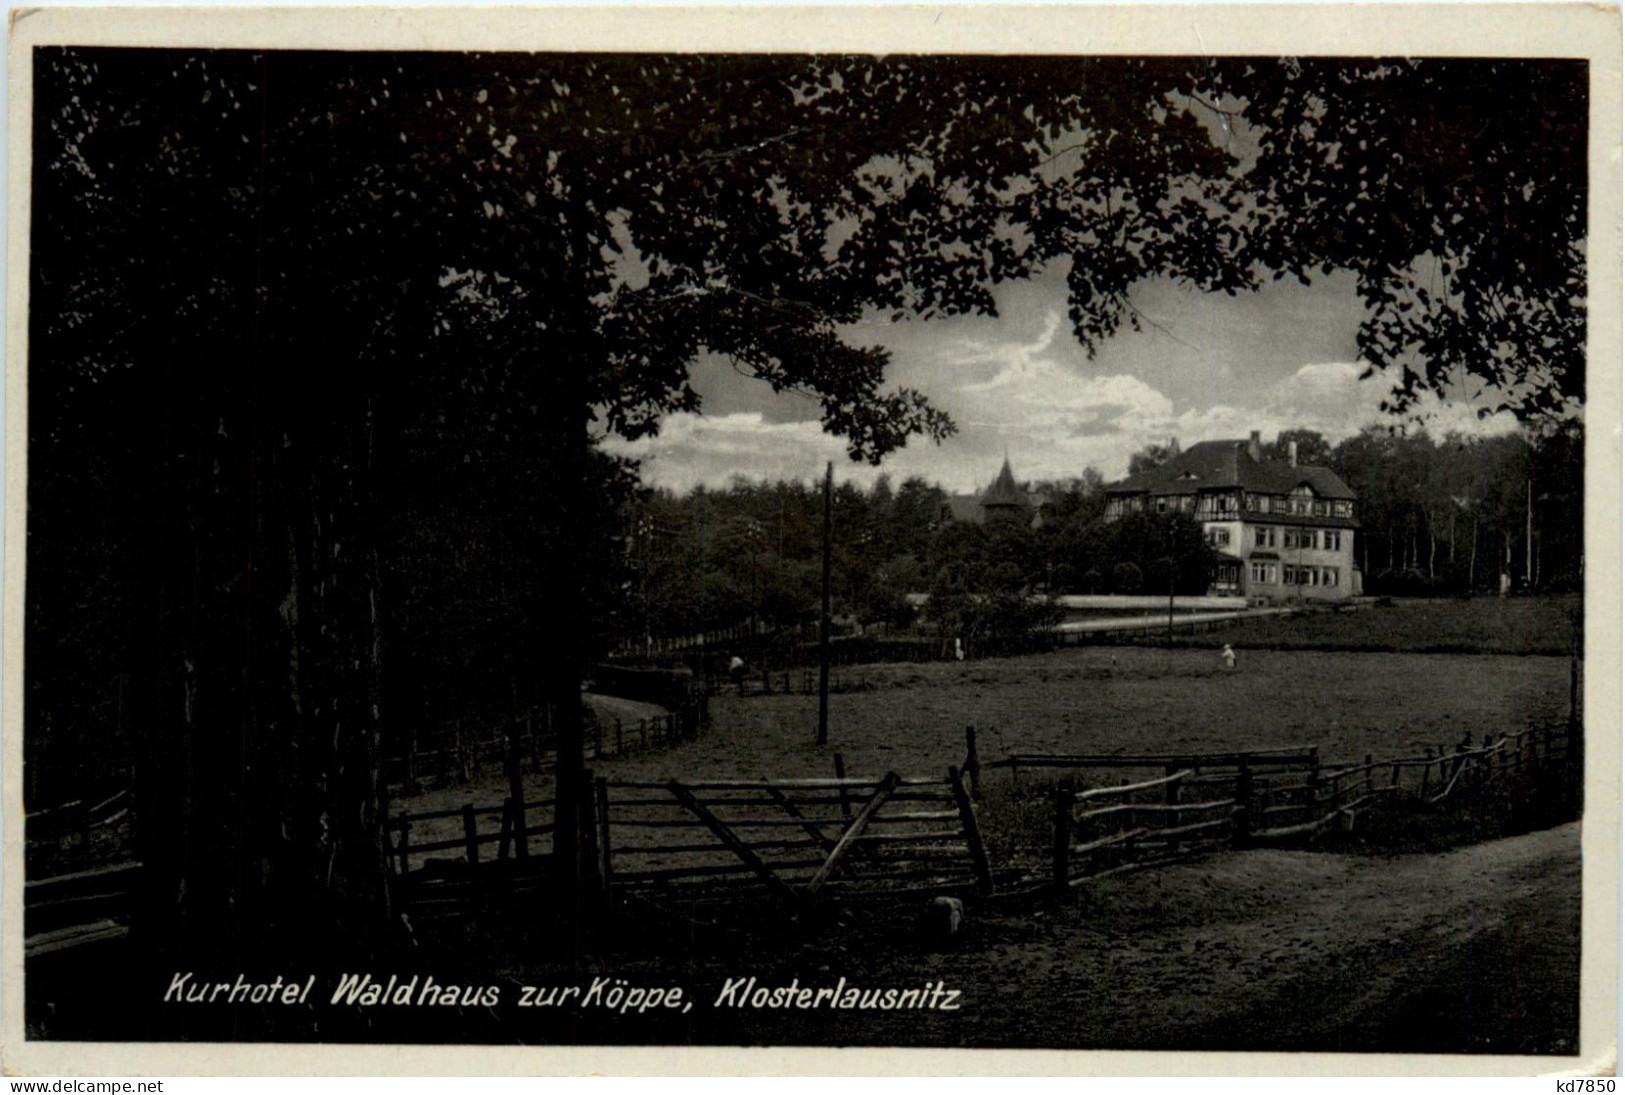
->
(1111, 561, 1143, 594)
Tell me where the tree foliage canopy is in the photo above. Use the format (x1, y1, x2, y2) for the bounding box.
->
(26, 48, 1588, 976)
(37, 53, 1585, 463)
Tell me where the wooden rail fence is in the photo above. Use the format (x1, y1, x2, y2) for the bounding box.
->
(707, 668, 872, 698)
(991, 744, 1322, 789)
(25, 789, 132, 843)
(25, 860, 141, 958)
(1002, 720, 1577, 890)
(378, 721, 1577, 922)
(1051, 770, 1240, 890)
(383, 705, 700, 792)
(1251, 723, 1573, 840)
(388, 795, 557, 875)
(598, 768, 992, 903)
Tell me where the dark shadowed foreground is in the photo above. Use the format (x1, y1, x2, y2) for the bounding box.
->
(29, 822, 1578, 1054)
(583, 822, 1581, 1053)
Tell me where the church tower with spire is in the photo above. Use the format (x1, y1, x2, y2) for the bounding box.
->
(979, 457, 1027, 523)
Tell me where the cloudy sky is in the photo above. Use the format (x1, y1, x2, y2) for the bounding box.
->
(601, 259, 1523, 495)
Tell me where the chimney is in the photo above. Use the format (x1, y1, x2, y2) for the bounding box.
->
(1247, 430, 1261, 461)
(1288, 440, 1299, 467)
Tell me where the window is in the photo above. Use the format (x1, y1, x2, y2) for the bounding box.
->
(1302, 530, 1317, 550)
(1312, 501, 1328, 517)
(1254, 527, 1275, 549)
(1283, 529, 1300, 549)
(1251, 562, 1276, 584)
(1324, 567, 1339, 587)
(1324, 530, 1341, 551)
(1333, 500, 1353, 518)
(1155, 497, 1169, 513)
(1270, 497, 1290, 514)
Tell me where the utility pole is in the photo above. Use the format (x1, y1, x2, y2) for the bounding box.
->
(1164, 517, 1176, 644)
(1526, 470, 1535, 591)
(1167, 563, 1176, 644)
(818, 461, 833, 746)
(747, 519, 760, 647)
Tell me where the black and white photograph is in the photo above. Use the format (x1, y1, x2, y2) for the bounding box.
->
(6, 5, 1619, 1075)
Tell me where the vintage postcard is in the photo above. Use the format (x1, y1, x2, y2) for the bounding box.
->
(4, 3, 1620, 1077)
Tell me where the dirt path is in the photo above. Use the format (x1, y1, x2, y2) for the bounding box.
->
(697, 822, 1581, 1053)
(584, 692, 670, 725)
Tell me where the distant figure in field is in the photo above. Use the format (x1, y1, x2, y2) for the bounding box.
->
(728, 655, 747, 696)
(954, 637, 965, 662)
(1221, 644, 1236, 671)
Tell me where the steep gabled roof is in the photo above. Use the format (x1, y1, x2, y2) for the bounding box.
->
(980, 458, 1027, 508)
(1107, 439, 1357, 500)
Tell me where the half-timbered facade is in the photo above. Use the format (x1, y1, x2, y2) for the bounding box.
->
(1105, 432, 1360, 601)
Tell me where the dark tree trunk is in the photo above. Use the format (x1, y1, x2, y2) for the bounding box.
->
(132, 356, 393, 981)
(539, 319, 605, 961)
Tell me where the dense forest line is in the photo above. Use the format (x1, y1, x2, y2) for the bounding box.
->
(618, 421, 1584, 650)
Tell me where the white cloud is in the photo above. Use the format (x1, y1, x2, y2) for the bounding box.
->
(1260, 361, 1523, 442)
(600, 413, 855, 493)
(604, 339, 1524, 496)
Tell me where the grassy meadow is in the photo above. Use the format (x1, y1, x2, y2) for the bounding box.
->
(1199, 593, 1582, 655)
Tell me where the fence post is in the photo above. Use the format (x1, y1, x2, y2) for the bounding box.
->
(463, 804, 480, 866)
(595, 775, 614, 897)
(833, 753, 852, 820)
(580, 767, 605, 916)
(949, 765, 994, 896)
(1234, 762, 1253, 848)
(398, 820, 412, 875)
(498, 797, 514, 861)
(964, 727, 981, 800)
(1164, 763, 1181, 805)
(1052, 780, 1074, 894)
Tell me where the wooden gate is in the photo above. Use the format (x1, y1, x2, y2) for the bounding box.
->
(598, 768, 993, 902)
